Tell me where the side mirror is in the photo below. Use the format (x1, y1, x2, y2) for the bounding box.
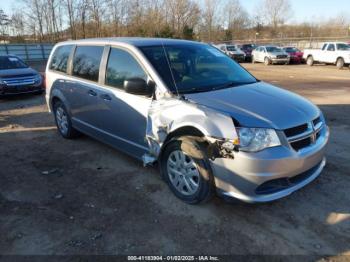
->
(124, 77, 154, 96)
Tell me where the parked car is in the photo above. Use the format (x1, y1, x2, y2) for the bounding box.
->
(46, 38, 329, 204)
(303, 42, 350, 69)
(283, 47, 304, 64)
(0, 55, 44, 97)
(252, 46, 290, 65)
(216, 44, 246, 62)
(238, 44, 257, 62)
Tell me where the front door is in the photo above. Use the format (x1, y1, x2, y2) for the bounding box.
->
(97, 46, 152, 158)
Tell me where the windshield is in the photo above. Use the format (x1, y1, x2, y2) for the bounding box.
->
(285, 47, 300, 53)
(140, 44, 257, 94)
(0, 56, 28, 70)
(266, 46, 281, 52)
(226, 46, 237, 51)
(336, 44, 350, 51)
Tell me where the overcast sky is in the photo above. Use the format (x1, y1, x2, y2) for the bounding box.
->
(1, 0, 349, 24)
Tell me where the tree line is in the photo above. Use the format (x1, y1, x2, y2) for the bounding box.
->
(0, 0, 349, 44)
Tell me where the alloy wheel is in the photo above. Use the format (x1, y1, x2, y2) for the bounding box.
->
(55, 106, 69, 135)
(166, 150, 200, 196)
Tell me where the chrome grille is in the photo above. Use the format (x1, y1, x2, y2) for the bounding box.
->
(284, 117, 323, 151)
(277, 55, 288, 59)
(3, 75, 36, 86)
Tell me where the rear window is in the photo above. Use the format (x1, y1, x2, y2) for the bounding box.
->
(49, 45, 73, 73)
(72, 46, 104, 82)
(0, 56, 28, 70)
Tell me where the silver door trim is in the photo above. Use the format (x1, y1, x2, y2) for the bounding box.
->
(73, 117, 149, 151)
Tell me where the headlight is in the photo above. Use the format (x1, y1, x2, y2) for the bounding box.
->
(270, 55, 277, 59)
(234, 127, 281, 152)
(34, 74, 42, 85)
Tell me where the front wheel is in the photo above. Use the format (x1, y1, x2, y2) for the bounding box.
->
(336, 58, 344, 69)
(160, 137, 214, 204)
(264, 57, 271, 66)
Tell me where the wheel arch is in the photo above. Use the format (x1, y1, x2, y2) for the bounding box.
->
(50, 88, 72, 115)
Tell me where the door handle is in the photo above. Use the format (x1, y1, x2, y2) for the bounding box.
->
(88, 90, 97, 97)
(100, 94, 112, 101)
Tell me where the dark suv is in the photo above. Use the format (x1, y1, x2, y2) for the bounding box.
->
(0, 55, 44, 97)
(238, 44, 257, 62)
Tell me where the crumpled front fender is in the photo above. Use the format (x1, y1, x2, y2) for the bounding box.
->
(143, 96, 238, 165)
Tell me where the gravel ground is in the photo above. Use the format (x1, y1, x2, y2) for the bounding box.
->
(0, 62, 349, 259)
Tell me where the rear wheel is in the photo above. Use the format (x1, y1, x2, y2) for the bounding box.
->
(53, 100, 80, 139)
(264, 57, 271, 66)
(307, 56, 314, 66)
(160, 137, 214, 204)
(336, 58, 344, 69)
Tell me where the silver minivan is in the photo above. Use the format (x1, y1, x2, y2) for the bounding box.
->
(46, 38, 329, 204)
(252, 46, 290, 65)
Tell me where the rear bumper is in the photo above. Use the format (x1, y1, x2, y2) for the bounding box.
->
(211, 126, 329, 203)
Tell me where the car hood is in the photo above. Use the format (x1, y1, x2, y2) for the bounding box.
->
(185, 82, 320, 130)
(0, 67, 38, 78)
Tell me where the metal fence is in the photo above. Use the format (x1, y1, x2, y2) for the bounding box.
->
(0, 43, 54, 61)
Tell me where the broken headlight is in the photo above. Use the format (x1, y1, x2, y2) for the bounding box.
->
(234, 127, 281, 152)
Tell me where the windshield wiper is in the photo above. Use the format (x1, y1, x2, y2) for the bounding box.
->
(176, 81, 257, 94)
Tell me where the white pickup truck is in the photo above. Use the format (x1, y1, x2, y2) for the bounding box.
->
(303, 42, 350, 69)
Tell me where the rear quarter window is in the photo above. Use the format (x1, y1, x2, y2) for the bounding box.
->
(49, 45, 73, 73)
(72, 46, 104, 82)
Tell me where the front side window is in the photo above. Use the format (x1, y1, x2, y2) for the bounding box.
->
(72, 46, 104, 82)
(105, 47, 147, 89)
(0, 56, 28, 70)
(140, 44, 257, 94)
(49, 45, 73, 73)
(327, 44, 335, 51)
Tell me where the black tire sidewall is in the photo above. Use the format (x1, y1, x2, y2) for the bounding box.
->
(53, 101, 75, 139)
(160, 137, 214, 204)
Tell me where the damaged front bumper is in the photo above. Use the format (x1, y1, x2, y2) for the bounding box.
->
(211, 127, 329, 203)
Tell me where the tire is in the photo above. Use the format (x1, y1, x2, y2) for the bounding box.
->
(264, 57, 271, 66)
(307, 56, 314, 66)
(160, 136, 214, 204)
(53, 100, 80, 139)
(336, 58, 344, 69)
